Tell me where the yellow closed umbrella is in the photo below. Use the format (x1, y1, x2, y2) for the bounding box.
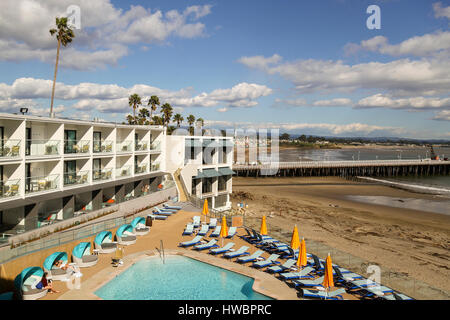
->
(322, 253, 334, 291)
(296, 238, 307, 268)
(290, 225, 300, 250)
(260, 215, 268, 235)
(219, 216, 228, 246)
(202, 199, 209, 223)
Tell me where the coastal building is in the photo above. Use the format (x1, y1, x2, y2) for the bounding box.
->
(0, 113, 234, 241)
(166, 134, 234, 211)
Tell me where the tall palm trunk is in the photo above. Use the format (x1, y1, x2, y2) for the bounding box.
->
(50, 38, 61, 118)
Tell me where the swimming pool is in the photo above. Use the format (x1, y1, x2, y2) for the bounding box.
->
(95, 255, 273, 300)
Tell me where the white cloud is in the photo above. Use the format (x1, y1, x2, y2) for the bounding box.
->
(433, 2, 450, 20)
(313, 98, 353, 107)
(348, 31, 450, 57)
(204, 120, 409, 137)
(0, 78, 272, 114)
(239, 54, 450, 96)
(237, 54, 282, 70)
(274, 98, 307, 107)
(356, 94, 450, 110)
(0, 0, 213, 70)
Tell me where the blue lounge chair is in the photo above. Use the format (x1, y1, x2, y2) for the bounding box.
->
(14, 267, 48, 300)
(223, 246, 250, 259)
(210, 226, 221, 237)
(43, 252, 71, 281)
(240, 228, 255, 241)
(293, 275, 325, 287)
(381, 292, 414, 300)
(147, 214, 167, 220)
(152, 209, 174, 216)
(266, 258, 296, 273)
(226, 226, 237, 238)
(116, 224, 137, 245)
(183, 224, 194, 235)
(72, 242, 98, 268)
(192, 216, 201, 228)
(360, 286, 395, 299)
(208, 218, 217, 229)
(237, 250, 264, 263)
(163, 203, 182, 210)
(209, 242, 235, 255)
(179, 235, 203, 247)
(301, 288, 346, 300)
(280, 266, 315, 280)
(154, 206, 177, 213)
(194, 239, 219, 251)
(252, 254, 280, 268)
(197, 224, 209, 236)
(94, 231, 117, 254)
(130, 217, 150, 235)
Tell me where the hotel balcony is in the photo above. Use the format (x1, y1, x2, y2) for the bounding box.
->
(0, 139, 21, 158)
(150, 141, 161, 152)
(135, 141, 149, 152)
(92, 168, 113, 182)
(26, 140, 60, 156)
(63, 171, 90, 187)
(64, 140, 90, 154)
(0, 178, 20, 199)
(93, 140, 113, 154)
(116, 140, 133, 153)
(150, 162, 160, 172)
(134, 163, 148, 175)
(25, 174, 59, 194)
(116, 165, 132, 178)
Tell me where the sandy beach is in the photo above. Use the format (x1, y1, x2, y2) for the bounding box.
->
(231, 176, 450, 296)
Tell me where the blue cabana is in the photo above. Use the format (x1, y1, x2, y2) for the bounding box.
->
(43, 252, 68, 271)
(130, 217, 145, 229)
(94, 231, 112, 246)
(116, 224, 133, 238)
(72, 242, 91, 259)
(14, 266, 43, 291)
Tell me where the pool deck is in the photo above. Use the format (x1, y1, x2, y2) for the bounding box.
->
(45, 208, 304, 300)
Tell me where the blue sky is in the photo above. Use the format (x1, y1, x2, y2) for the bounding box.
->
(0, 0, 449, 138)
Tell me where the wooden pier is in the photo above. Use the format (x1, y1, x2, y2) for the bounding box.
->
(232, 160, 450, 177)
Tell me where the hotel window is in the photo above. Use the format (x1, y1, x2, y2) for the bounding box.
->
(202, 178, 212, 194)
(218, 175, 227, 192)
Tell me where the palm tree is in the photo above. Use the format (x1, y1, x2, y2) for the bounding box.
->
(49, 17, 75, 117)
(173, 113, 184, 127)
(126, 114, 135, 125)
(147, 95, 160, 123)
(152, 116, 163, 125)
(160, 103, 173, 127)
(128, 93, 142, 124)
(187, 114, 195, 136)
(138, 107, 150, 124)
(197, 117, 204, 127)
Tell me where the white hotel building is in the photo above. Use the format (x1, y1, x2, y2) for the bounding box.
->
(0, 113, 234, 241)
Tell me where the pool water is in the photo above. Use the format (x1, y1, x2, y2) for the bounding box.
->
(94, 255, 273, 300)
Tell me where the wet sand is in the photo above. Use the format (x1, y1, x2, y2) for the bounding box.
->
(232, 176, 450, 295)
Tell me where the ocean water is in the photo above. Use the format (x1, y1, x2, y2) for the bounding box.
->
(279, 147, 450, 191)
(95, 255, 273, 300)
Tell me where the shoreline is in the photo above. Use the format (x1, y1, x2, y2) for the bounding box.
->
(231, 176, 450, 294)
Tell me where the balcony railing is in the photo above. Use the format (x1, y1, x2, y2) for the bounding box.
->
(116, 141, 133, 152)
(0, 179, 20, 199)
(92, 168, 113, 182)
(25, 174, 59, 194)
(26, 140, 60, 156)
(135, 164, 148, 174)
(150, 162, 160, 172)
(64, 140, 90, 154)
(116, 166, 132, 178)
(93, 140, 113, 153)
(63, 171, 89, 186)
(0, 139, 21, 157)
(135, 141, 148, 151)
(150, 141, 161, 151)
